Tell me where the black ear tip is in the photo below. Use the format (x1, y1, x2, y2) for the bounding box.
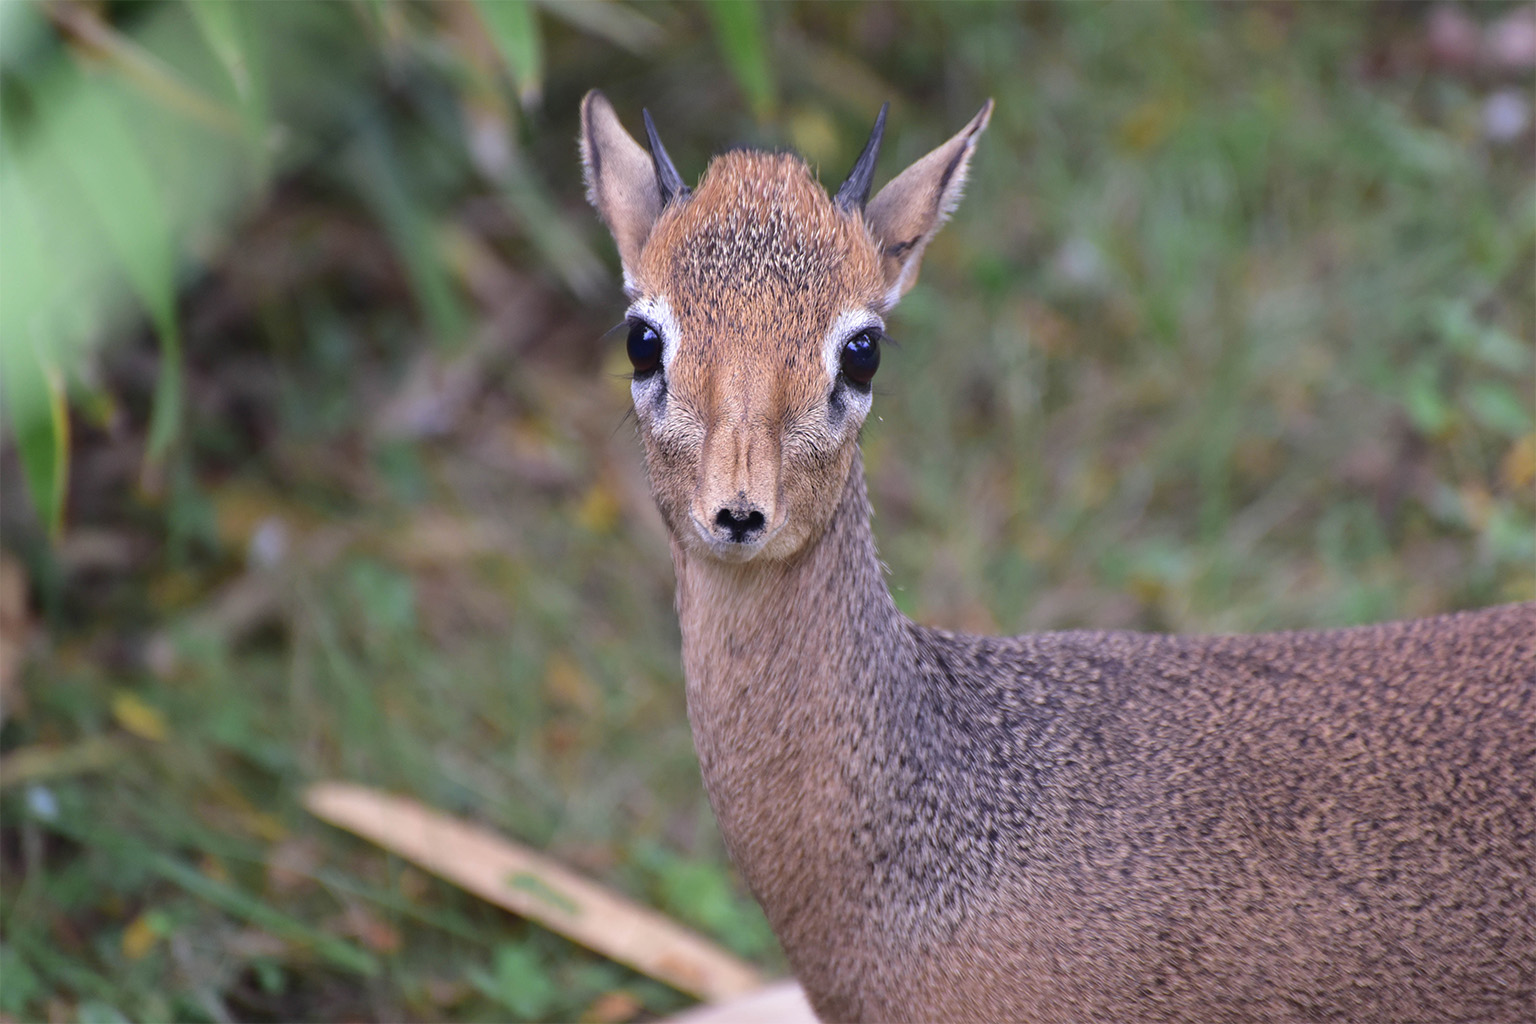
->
(642, 108, 663, 155)
(642, 107, 690, 207)
(834, 102, 889, 213)
(866, 102, 890, 152)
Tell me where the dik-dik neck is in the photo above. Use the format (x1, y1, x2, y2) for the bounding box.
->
(671, 450, 907, 950)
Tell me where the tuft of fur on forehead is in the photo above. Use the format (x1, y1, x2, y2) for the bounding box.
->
(637, 150, 885, 313)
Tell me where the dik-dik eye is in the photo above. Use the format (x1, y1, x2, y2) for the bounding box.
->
(839, 329, 881, 391)
(627, 319, 663, 377)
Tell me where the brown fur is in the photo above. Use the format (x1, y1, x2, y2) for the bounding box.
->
(636, 150, 885, 559)
(580, 91, 1536, 1022)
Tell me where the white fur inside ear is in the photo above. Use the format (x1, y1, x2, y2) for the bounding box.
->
(879, 142, 975, 311)
(866, 100, 991, 312)
(881, 261, 919, 313)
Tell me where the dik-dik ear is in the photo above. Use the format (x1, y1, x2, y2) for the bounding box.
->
(580, 90, 686, 283)
(864, 100, 993, 310)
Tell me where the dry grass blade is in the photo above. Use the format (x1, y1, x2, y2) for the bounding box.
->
(536, 0, 663, 52)
(303, 781, 767, 1002)
(0, 737, 124, 790)
(0, 554, 29, 724)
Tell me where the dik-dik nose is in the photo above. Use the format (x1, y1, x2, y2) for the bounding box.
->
(713, 504, 767, 544)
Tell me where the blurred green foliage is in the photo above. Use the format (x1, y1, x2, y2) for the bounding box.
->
(1, 1, 1532, 1021)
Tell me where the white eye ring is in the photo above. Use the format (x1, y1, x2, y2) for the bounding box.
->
(822, 309, 885, 385)
(626, 295, 681, 377)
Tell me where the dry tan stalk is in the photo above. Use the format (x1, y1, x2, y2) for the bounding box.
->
(303, 781, 765, 1002)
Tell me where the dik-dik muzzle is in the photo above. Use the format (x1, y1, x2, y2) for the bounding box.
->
(696, 397, 780, 550)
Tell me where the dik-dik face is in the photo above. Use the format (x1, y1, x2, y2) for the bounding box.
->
(581, 93, 990, 563)
(621, 153, 887, 563)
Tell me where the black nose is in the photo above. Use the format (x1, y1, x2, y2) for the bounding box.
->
(714, 507, 766, 543)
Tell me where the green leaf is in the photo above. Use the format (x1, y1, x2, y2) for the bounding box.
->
(1434, 300, 1531, 373)
(185, 0, 248, 96)
(705, 0, 775, 121)
(186, 0, 248, 95)
(345, 559, 418, 636)
(186, 0, 272, 179)
(48, 81, 184, 467)
(36, 808, 380, 978)
(350, 116, 469, 347)
(144, 324, 185, 468)
(7, 933, 119, 1004)
(46, 2, 242, 136)
(474, 0, 544, 109)
(500, 158, 607, 299)
(76, 1001, 132, 1024)
(1, 331, 69, 540)
(148, 855, 381, 976)
(0, 945, 43, 1015)
(1403, 360, 1451, 436)
(0, 3, 48, 70)
(468, 943, 560, 1019)
(1466, 382, 1533, 438)
(29, 362, 67, 539)
(534, 0, 661, 53)
(1, 155, 72, 537)
(632, 841, 778, 960)
(1471, 326, 1533, 375)
(0, 174, 69, 536)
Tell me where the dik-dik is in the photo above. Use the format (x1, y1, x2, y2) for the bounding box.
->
(578, 91, 1535, 1023)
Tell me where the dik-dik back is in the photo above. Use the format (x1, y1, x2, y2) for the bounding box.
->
(579, 91, 1536, 1022)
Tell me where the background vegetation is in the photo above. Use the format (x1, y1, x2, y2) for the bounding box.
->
(2, 2, 1532, 1020)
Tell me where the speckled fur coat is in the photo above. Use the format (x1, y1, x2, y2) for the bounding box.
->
(580, 90, 1536, 1023)
(680, 456, 1534, 1022)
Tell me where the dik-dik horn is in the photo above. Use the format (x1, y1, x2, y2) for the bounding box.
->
(579, 90, 1536, 1023)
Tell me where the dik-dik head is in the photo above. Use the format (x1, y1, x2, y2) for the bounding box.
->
(580, 91, 991, 563)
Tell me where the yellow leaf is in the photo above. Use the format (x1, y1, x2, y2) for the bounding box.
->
(1119, 99, 1182, 153)
(121, 913, 159, 960)
(1128, 574, 1166, 608)
(576, 481, 619, 534)
(786, 107, 839, 167)
(242, 810, 288, 843)
(1459, 485, 1493, 529)
(206, 777, 289, 842)
(1501, 433, 1536, 491)
(544, 653, 598, 714)
(147, 569, 201, 612)
(212, 483, 285, 550)
(584, 989, 642, 1023)
(201, 854, 229, 883)
(111, 692, 168, 742)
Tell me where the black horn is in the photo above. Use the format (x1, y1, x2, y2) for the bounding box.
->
(834, 102, 889, 212)
(642, 108, 690, 207)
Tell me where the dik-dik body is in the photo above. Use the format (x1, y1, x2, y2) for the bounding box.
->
(579, 91, 1536, 1022)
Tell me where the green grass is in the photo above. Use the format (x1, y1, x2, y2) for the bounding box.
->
(2, 3, 1532, 1021)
